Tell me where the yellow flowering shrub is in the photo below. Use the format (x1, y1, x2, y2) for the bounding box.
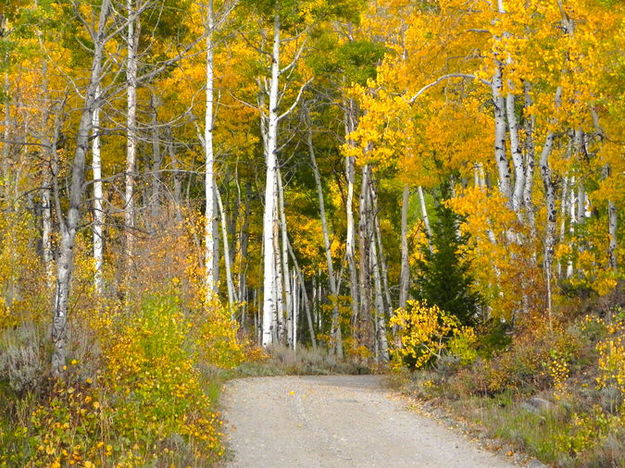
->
(596, 318, 625, 395)
(190, 297, 245, 369)
(390, 301, 472, 369)
(8, 373, 107, 467)
(99, 294, 224, 461)
(448, 327, 479, 366)
(0, 209, 47, 329)
(547, 349, 571, 397)
(1, 292, 226, 467)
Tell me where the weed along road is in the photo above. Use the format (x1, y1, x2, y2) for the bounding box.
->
(222, 375, 516, 468)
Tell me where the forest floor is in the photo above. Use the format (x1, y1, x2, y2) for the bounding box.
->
(221, 375, 519, 468)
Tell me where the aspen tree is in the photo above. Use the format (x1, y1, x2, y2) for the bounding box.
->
(52, 0, 112, 377)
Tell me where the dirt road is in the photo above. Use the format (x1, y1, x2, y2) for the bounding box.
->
(221, 375, 516, 468)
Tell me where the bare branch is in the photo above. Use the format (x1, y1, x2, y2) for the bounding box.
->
(278, 78, 312, 122)
(407, 73, 491, 103)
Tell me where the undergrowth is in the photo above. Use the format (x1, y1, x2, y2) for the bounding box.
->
(391, 300, 625, 468)
(221, 344, 372, 379)
(0, 291, 243, 467)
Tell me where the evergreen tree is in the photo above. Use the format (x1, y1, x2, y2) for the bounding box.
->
(414, 183, 483, 326)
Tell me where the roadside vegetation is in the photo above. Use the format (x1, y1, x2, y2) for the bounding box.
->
(391, 294, 625, 467)
(2, 0, 624, 466)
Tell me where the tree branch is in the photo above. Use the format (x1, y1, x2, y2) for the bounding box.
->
(408, 73, 491, 103)
(278, 78, 312, 122)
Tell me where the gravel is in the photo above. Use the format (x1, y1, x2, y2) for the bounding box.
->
(221, 375, 518, 468)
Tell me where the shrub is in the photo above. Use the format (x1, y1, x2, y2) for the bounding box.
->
(98, 294, 223, 460)
(390, 300, 475, 369)
(0, 293, 226, 467)
(0, 323, 46, 393)
(596, 317, 625, 397)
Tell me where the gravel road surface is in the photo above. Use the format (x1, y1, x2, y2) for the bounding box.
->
(222, 375, 516, 468)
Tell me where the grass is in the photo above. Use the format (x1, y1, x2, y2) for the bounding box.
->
(218, 344, 372, 379)
(394, 383, 625, 468)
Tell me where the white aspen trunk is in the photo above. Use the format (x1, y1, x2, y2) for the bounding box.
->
(216, 184, 236, 309)
(213, 197, 220, 285)
(52, 0, 110, 377)
(473, 164, 485, 189)
(273, 206, 283, 343)
(238, 185, 250, 325)
(492, 65, 512, 202)
(261, 15, 281, 347)
(577, 185, 586, 224)
(369, 175, 393, 316)
(399, 186, 410, 309)
(124, 0, 139, 276)
(417, 186, 432, 237)
(307, 126, 342, 357)
(608, 199, 618, 270)
(370, 226, 389, 362)
(167, 137, 183, 221)
(150, 94, 162, 219)
(287, 238, 317, 349)
(506, 93, 525, 214)
(290, 270, 297, 351)
(566, 177, 577, 278)
(603, 164, 618, 270)
(204, 0, 218, 301)
(92, 86, 105, 296)
(344, 99, 359, 326)
(2, 68, 10, 202)
(42, 173, 54, 286)
(277, 172, 293, 348)
(358, 165, 371, 346)
(523, 82, 536, 232)
(292, 270, 298, 351)
(557, 175, 569, 278)
(540, 129, 557, 325)
(40, 64, 54, 287)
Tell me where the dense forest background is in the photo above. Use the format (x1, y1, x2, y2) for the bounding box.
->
(1, 0, 624, 465)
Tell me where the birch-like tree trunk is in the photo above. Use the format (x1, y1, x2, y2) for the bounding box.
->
(523, 82, 536, 232)
(168, 135, 183, 221)
(566, 177, 577, 278)
(506, 93, 525, 214)
(399, 186, 410, 309)
(492, 63, 512, 202)
(92, 86, 105, 296)
(307, 123, 342, 357)
(291, 269, 298, 351)
(369, 175, 393, 317)
(204, 0, 218, 300)
(272, 204, 284, 343)
(287, 238, 317, 349)
(124, 0, 139, 277)
(149, 93, 162, 220)
(2, 65, 11, 203)
(417, 186, 432, 237)
(370, 222, 389, 362)
(238, 184, 250, 325)
(216, 184, 236, 308)
(52, 0, 111, 377)
(357, 165, 372, 346)
(42, 169, 54, 286)
(539, 109, 558, 324)
(608, 198, 618, 270)
(605, 165, 618, 270)
(40, 64, 55, 287)
(277, 172, 293, 348)
(344, 99, 360, 326)
(261, 15, 281, 347)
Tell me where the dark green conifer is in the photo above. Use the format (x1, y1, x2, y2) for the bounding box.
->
(414, 183, 483, 326)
